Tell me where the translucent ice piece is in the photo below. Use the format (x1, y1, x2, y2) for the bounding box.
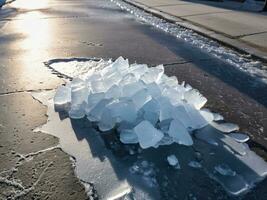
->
(141, 65, 164, 84)
(54, 85, 71, 105)
(71, 80, 88, 106)
(119, 73, 137, 86)
(229, 133, 250, 143)
(105, 85, 122, 99)
(157, 96, 173, 121)
(211, 122, 239, 133)
(132, 89, 152, 110)
(134, 120, 164, 149)
(162, 87, 183, 106)
(213, 113, 224, 121)
(171, 105, 192, 129)
(87, 99, 112, 122)
(214, 164, 236, 176)
(200, 109, 214, 123)
(142, 99, 160, 125)
(68, 104, 85, 119)
(120, 129, 139, 144)
(129, 63, 148, 79)
(188, 161, 202, 168)
(122, 81, 145, 97)
(185, 104, 209, 129)
(108, 99, 137, 123)
(184, 89, 207, 110)
(86, 92, 105, 113)
(158, 119, 172, 133)
(146, 82, 161, 98)
(98, 108, 116, 131)
(90, 79, 109, 93)
(167, 155, 180, 169)
(168, 119, 193, 146)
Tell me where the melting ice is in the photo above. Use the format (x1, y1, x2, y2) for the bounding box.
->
(51, 56, 267, 197)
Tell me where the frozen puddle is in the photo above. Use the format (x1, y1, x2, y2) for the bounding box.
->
(33, 57, 267, 199)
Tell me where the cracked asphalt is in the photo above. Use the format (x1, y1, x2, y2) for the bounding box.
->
(0, 0, 267, 199)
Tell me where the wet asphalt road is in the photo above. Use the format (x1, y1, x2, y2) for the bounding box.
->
(0, 0, 267, 199)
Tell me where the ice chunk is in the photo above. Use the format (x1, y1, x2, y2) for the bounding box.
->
(167, 155, 180, 169)
(122, 81, 145, 97)
(229, 133, 249, 143)
(68, 104, 85, 119)
(214, 164, 236, 176)
(162, 87, 183, 106)
(105, 85, 122, 99)
(98, 108, 116, 131)
(71, 80, 88, 106)
(213, 113, 224, 121)
(142, 98, 160, 125)
(184, 89, 207, 109)
(129, 64, 148, 79)
(108, 99, 137, 123)
(146, 82, 161, 98)
(132, 89, 152, 110)
(90, 79, 109, 93)
(87, 99, 112, 122)
(134, 121, 164, 149)
(54, 85, 71, 105)
(112, 56, 129, 72)
(212, 122, 239, 133)
(171, 105, 192, 129)
(120, 129, 139, 144)
(188, 161, 202, 168)
(85, 92, 105, 113)
(141, 65, 164, 84)
(157, 96, 173, 121)
(159, 75, 178, 88)
(168, 119, 193, 146)
(185, 104, 209, 129)
(158, 119, 172, 133)
(200, 109, 214, 123)
(119, 73, 137, 86)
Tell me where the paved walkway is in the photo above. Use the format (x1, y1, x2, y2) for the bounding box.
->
(126, 0, 267, 60)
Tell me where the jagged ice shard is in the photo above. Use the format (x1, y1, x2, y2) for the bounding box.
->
(51, 56, 267, 196)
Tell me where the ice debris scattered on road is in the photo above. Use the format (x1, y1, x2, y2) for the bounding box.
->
(167, 155, 180, 169)
(54, 56, 223, 149)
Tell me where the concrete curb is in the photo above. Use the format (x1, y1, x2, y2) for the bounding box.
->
(123, 0, 267, 63)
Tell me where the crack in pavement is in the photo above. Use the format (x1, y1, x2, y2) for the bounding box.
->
(0, 88, 56, 96)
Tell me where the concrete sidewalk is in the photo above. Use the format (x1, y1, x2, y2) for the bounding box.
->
(125, 0, 267, 60)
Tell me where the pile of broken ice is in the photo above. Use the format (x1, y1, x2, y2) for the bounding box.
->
(54, 57, 222, 149)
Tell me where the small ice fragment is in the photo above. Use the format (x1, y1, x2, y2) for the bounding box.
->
(134, 120, 164, 149)
(212, 122, 239, 133)
(214, 164, 236, 176)
(120, 129, 139, 144)
(171, 105, 192, 129)
(167, 155, 180, 169)
(184, 89, 207, 110)
(162, 87, 183, 106)
(132, 89, 152, 110)
(213, 113, 224, 121)
(168, 119, 193, 146)
(90, 79, 109, 93)
(142, 98, 160, 125)
(229, 133, 250, 143)
(54, 85, 71, 105)
(188, 161, 202, 168)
